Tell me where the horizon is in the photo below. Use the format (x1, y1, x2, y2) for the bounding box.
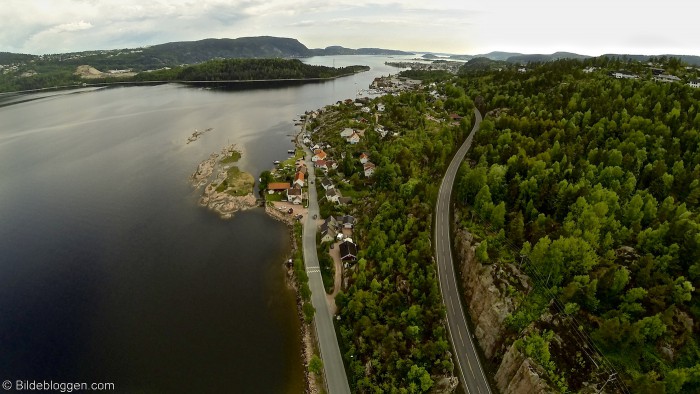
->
(4, 35, 700, 60)
(2, 0, 699, 57)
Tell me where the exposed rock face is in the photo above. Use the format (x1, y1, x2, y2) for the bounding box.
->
(455, 228, 555, 394)
(456, 230, 529, 359)
(495, 344, 555, 394)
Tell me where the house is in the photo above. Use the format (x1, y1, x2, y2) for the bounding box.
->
(654, 74, 681, 83)
(518, 67, 527, 73)
(324, 215, 340, 229)
(326, 188, 340, 203)
(340, 128, 355, 138)
(359, 153, 369, 164)
(314, 160, 328, 170)
(312, 149, 327, 161)
(611, 71, 638, 79)
(325, 160, 339, 170)
(294, 172, 305, 188)
(689, 80, 700, 89)
(347, 132, 361, 144)
(361, 106, 371, 113)
(363, 162, 376, 177)
(377, 103, 386, 112)
(286, 188, 303, 205)
(449, 113, 463, 121)
(339, 239, 358, 262)
(340, 215, 356, 229)
(268, 182, 291, 193)
(321, 178, 334, 190)
(375, 125, 388, 138)
(338, 196, 353, 205)
(583, 66, 597, 73)
(320, 222, 337, 243)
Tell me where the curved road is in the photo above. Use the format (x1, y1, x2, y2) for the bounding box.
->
(434, 108, 492, 394)
(301, 143, 351, 394)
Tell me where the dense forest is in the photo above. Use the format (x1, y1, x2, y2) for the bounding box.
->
(453, 59, 700, 392)
(0, 58, 368, 93)
(134, 58, 369, 81)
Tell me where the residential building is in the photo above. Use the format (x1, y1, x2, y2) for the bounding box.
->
(267, 182, 291, 193)
(611, 71, 638, 79)
(294, 172, 305, 188)
(312, 149, 327, 161)
(286, 188, 303, 205)
(359, 153, 369, 164)
(689, 80, 700, 89)
(339, 239, 358, 262)
(321, 178, 334, 190)
(326, 188, 340, 203)
(320, 222, 337, 243)
(363, 162, 376, 177)
(654, 74, 681, 83)
(347, 132, 361, 144)
(340, 215, 356, 229)
(340, 128, 355, 138)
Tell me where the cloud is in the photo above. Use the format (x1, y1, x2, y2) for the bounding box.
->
(47, 20, 94, 33)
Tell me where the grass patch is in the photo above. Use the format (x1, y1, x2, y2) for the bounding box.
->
(222, 165, 255, 196)
(220, 149, 242, 164)
(266, 193, 284, 202)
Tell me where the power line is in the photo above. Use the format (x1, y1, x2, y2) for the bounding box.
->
(463, 208, 631, 394)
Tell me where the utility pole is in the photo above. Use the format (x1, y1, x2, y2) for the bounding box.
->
(598, 372, 617, 393)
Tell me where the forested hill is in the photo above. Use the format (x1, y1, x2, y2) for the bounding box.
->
(452, 58, 700, 392)
(0, 36, 412, 72)
(134, 58, 369, 81)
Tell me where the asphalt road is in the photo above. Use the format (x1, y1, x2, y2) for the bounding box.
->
(434, 108, 492, 394)
(301, 143, 351, 394)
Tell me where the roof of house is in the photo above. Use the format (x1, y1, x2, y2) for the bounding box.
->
(326, 188, 338, 198)
(339, 197, 353, 205)
(321, 178, 333, 187)
(341, 215, 355, 225)
(359, 153, 369, 159)
(287, 188, 302, 196)
(449, 113, 463, 120)
(314, 160, 328, 167)
(294, 172, 305, 182)
(363, 162, 376, 170)
(313, 149, 327, 159)
(268, 182, 291, 190)
(340, 240, 358, 260)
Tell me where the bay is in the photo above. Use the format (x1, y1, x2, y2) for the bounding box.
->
(0, 55, 410, 392)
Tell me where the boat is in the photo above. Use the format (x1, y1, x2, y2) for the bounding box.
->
(273, 160, 280, 165)
(287, 149, 295, 154)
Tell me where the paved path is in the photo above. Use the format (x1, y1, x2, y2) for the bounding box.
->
(301, 142, 351, 394)
(434, 108, 492, 394)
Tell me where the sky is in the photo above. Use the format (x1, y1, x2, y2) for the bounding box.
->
(1, 0, 699, 56)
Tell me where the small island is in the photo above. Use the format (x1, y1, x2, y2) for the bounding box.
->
(191, 144, 256, 218)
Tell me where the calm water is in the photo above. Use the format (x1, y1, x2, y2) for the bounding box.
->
(0, 55, 408, 392)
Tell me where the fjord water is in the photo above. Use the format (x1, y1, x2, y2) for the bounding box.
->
(0, 56, 406, 392)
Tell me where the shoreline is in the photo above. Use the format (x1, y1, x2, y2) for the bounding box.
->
(264, 116, 324, 394)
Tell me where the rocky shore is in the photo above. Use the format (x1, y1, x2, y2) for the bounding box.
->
(191, 144, 256, 218)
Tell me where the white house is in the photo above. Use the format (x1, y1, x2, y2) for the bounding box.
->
(326, 188, 340, 203)
(363, 162, 376, 177)
(294, 172, 305, 188)
(377, 103, 386, 112)
(361, 106, 371, 113)
(612, 71, 638, 79)
(321, 178, 334, 190)
(312, 149, 327, 162)
(689, 80, 700, 89)
(654, 74, 681, 83)
(347, 132, 361, 144)
(583, 66, 597, 73)
(359, 153, 369, 164)
(340, 128, 354, 138)
(375, 125, 388, 138)
(286, 188, 303, 205)
(320, 222, 337, 243)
